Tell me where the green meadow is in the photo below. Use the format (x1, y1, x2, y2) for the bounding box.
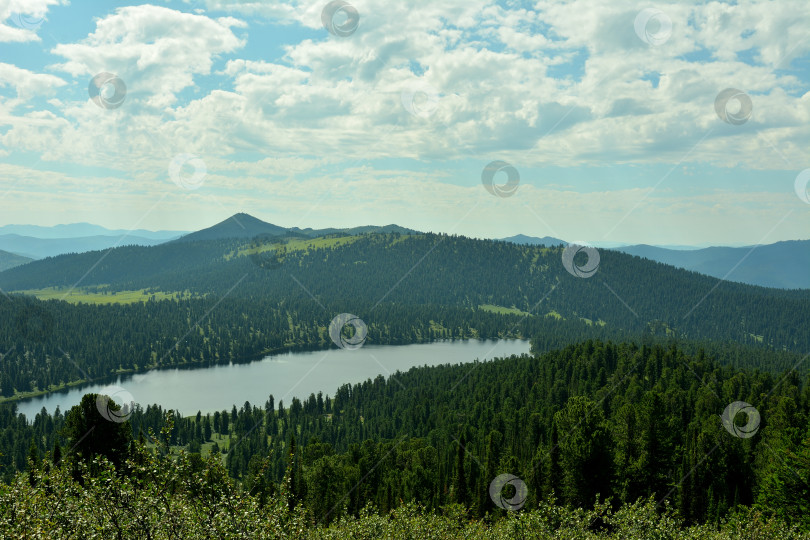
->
(16, 287, 195, 305)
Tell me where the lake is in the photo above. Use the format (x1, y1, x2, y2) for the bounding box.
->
(14, 339, 530, 420)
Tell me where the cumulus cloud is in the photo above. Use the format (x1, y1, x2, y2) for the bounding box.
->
(161, 0, 809, 171)
(51, 5, 245, 108)
(0, 0, 808, 243)
(0, 63, 65, 102)
(0, 0, 65, 43)
(2, 1, 806, 169)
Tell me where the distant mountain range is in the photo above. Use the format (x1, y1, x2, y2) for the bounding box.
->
(0, 223, 188, 260)
(0, 234, 174, 260)
(614, 241, 810, 290)
(0, 223, 186, 240)
(0, 215, 420, 261)
(503, 234, 810, 290)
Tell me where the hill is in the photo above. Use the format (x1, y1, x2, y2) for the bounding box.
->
(500, 234, 566, 246)
(0, 249, 31, 272)
(615, 240, 810, 289)
(0, 212, 807, 397)
(296, 223, 419, 236)
(1, 217, 808, 354)
(174, 213, 291, 242)
(175, 213, 420, 242)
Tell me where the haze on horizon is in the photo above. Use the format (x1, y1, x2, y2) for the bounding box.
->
(1, 0, 809, 247)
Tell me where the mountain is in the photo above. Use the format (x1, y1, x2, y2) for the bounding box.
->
(0, 249, 31, 272)
(2, 214, 809, 357)
(174, 213, 290, 243)
(0, 234, 171, 260)
(501, 234, 566, 246)
(294, 224, 419, 236)
(503, 235, 634, 249)
(175, 212, 419, 242)
(615, 240, 810, 289)
(0, 223, 186, 240)
(505, 234, 810, 290)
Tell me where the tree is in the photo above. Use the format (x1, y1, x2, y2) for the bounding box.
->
(27, 442, 39, 486)
(52, 441, 61, 466)
(0, 374, 13, 397)
(282, 435, 299, 513)
(756, 433, 810, 529)
(554, 396, 614, 508)
(544, 420, 562, 500)
(452, 435, 468, 507)
(62, 393, 133, 472)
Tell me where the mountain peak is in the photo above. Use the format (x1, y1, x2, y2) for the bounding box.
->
(177, 213, 289, 243)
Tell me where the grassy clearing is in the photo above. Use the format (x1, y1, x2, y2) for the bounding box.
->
(478, 304, 530, 316)
(580, 317, 607, 327)
(15, 287, 195, 305)
(232, 235, 363, 260)
(233, 233, 423, 260)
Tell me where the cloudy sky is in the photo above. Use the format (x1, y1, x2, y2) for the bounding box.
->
(0, 0, 808, 246)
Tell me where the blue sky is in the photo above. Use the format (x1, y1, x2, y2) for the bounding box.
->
(0, 0, 808, 246)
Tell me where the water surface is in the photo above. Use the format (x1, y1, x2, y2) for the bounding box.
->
(15, 339, 529, 419)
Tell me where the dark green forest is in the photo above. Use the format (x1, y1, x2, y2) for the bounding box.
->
(2, 340, 809, 537)
(1, 231, 809, 536)
(1, 232, 809, 399)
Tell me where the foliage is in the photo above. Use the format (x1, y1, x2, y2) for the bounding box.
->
(3, 453, 809, 539)
(3, 340, 810, 531)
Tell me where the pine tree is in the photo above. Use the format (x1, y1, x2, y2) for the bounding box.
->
(282, 435, 298, 513)
(0, 374, 13, 397)
(52, 441, 61, 466)
(27, 441, 39, 487)
(544, 420, 561, 499)
(453, 435, 468, 507)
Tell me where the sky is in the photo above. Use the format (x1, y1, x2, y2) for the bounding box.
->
(0, 0, 808, 246)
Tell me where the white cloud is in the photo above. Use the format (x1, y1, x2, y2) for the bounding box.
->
(161, 0, 808, 171)
(1, 1, 804, 171)
(50, 5, 245, 108)
(0, 0, 65, 43)
(0, 62, 66, 101)
(0, 0, 808, 243)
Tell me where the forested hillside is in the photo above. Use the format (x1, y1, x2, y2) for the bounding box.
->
(2, 340, 809, 536)
(0, 249, 31, 272)
(1, 229, 809, 400)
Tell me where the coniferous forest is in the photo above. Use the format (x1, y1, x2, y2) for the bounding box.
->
(2, 338, 809, 537)
(1, 231, 810, 537)
(4, 0, 810, 536)
(1, 234, 808, 399)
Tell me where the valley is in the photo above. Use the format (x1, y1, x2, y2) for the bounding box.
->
(3, 2, 809, 535)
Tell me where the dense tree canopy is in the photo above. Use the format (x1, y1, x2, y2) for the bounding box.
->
(3, 340, 809, 533)
(1, 232, 808, 535)
(1, 233, 808, 401)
